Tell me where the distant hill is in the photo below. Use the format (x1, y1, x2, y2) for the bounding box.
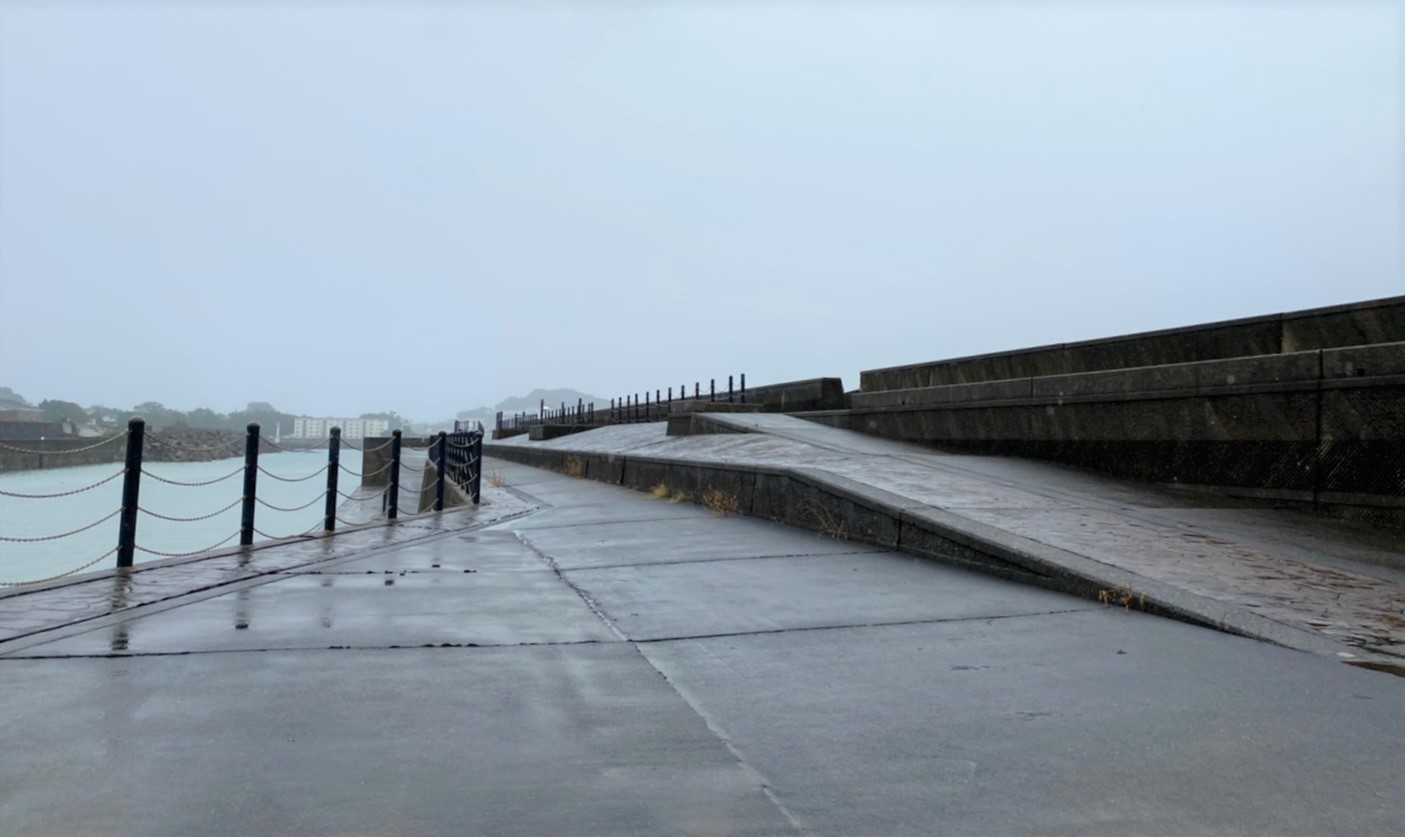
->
(497, 389, 605, 413)
(456, 388, 607, 424)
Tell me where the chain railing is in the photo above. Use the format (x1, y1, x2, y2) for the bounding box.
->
(0, 418, 485, 589)
(493, 373, 749, 434)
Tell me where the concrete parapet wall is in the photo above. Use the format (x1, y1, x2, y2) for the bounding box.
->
(529, 424, 594, 441)
(853, 345, 1405, 415)
(861, 296, 1404, 392)
(827, 331, 1405, 514)
(814, 342, 1405, 521)
(742, 377, 848, 412)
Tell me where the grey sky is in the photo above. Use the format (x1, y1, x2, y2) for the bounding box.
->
(0, 3, 1399, 421)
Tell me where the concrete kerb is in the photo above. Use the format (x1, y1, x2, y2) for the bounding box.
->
(483, 441, 1395, 665)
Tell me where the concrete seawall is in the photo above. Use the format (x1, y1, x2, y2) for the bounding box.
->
(861, 296, 1404, 391)
(0, 429, 270, 474)
(824, 298, 1404, 521)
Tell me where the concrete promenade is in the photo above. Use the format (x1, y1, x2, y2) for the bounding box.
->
(1, 458, 1402, 835)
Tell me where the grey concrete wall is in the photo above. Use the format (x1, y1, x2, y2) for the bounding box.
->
(861, 296, 1404, 392)
(742, 378, 848, 412)
(0, 421, 65, 440)
(810, 343, 1405, 521)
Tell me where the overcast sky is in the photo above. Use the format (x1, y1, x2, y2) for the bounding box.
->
(0, 2, 1399, 420)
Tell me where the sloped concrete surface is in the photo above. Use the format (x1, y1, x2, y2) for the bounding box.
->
(489, 416, 1405, 662)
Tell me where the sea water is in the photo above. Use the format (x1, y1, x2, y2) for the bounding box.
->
(0, 449, 363, 586)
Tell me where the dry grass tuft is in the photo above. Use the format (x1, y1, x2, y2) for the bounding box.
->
(487, 470, 507, 488)
(1098, 584, 1146, 611)
(701, 489, 741, 517)
(651, 483, 672, 499)
(800, 498, 848, 540)
(668, 491, 690, 504)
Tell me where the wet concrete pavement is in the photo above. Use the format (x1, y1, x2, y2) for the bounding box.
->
(2, 460, 1402, 835)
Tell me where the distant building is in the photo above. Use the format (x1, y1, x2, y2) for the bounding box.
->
(291, 416, 390, 440)
(0, 396, 44, 423)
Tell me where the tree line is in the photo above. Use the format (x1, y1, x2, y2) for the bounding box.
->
(0, 388, 404, 435)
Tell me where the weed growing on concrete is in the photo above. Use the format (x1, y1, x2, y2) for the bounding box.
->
(562, 456, 586, 478)
(487, 470, 507, 488)
(668, 491, 690, 504)
(651, 483, 672, 500)
(800, 498, 848, 540)
(702, 489, 741, 517)
(1098, 584, 1146, 611)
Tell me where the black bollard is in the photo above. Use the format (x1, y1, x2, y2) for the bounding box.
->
(388, 430, 402, 520)
(324, 427, 341, 532)
(238, 422, 259, 547)
(434, 431, 447, 512)
(116, 418, 146, 567)
(469, 432, 483, 505)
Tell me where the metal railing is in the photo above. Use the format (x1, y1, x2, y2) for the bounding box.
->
(495, 373, 748, 432)
(1, 419, 484, 587)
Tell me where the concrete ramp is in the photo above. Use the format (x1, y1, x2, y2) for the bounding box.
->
(487, 416, 1405, 668)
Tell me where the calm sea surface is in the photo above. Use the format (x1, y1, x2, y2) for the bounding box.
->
(0, 450, 363, 586)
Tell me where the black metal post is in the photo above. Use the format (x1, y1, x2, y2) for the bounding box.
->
(323, 427, 341, 532)
(116, 418, 146, 568)
(741, 373, 747, 404)
(646, 390, 651, 421)
(388, 430, 402, 520)
(470, 432, 483, 504)
(710, 379, 716, 402)
(238, 422, 259, 547)
(729, 375, 734, 403)
(695, 382, 700, 399)
(434, 431, 447, 512)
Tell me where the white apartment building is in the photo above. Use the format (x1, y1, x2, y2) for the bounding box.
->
(291, 416, 391, 440)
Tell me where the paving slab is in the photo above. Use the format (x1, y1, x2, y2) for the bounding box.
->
(14, 568, 617, 656)
(558, 551, 1094, 642)
(0, 645, 795, 837)
(519, 514, 889, 570)
(640, 612, 1405, 837)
